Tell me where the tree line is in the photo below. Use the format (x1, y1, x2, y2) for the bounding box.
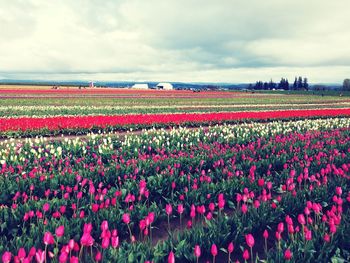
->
(248, 76, 309, 90)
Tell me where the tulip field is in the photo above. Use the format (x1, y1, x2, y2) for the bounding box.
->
(1, 87, 350, 262)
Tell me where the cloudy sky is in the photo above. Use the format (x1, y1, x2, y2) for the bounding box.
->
(0, 0, 349, 83)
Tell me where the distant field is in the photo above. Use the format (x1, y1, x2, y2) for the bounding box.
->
(1, 85, 350, 117)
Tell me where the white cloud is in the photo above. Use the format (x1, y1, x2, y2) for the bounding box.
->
(0, 0, 349, 83)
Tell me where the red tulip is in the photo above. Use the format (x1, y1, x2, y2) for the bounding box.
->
(70, 256, 79, 263)
(168, 251, 175, 263)
(245, 233, 255, 248)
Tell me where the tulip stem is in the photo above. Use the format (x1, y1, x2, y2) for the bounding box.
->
(79, 245, 84, 260)
(127, 224, 133, 241)
(250, 247, 253, 263)
(44, 244, 47, 263)
(167, 215, 170, 232)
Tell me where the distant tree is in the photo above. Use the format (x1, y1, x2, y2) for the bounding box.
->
(293, 77, 298, 90)
(263, 82, 269, 90)
(297, 77, 303, 89)
(303, 78, 309, 90)
(268, 79, 276, 90)
(278, 78, 289, 90)
(343, 79, 350, 91)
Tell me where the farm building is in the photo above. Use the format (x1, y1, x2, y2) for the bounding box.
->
(156, 82, 173, 90)
(131, 83, 149, 89)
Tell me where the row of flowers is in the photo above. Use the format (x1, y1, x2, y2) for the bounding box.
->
(0, 118, 350, 262)
(1, 109, 350, 137)
(2, 104, 349, 118)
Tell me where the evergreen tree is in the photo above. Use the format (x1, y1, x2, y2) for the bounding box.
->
(293, 77, 298, 90)
(303, 78, 309, 90)
(297, 76, 303, 89)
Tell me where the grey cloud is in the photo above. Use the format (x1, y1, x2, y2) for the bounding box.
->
(0, 0, 349, 82)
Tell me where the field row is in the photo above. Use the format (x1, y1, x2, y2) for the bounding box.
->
(1, 109, 350, 138)
(2, 103, 350, 117)
(0, 118, 350, 262)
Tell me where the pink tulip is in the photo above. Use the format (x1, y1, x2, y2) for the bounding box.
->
(68, 239, 75, 250)
(241, 204, 248, 214)
(56, 225, 65, 237)
(18, 247, 26, 260)
(243, 249, 250, 260)
(177, 204, 184, 214)
(335, 186, 342, 196)
(166, 204, 173, 215)
(70, 256, 79, 263)
(35, 249, 45, 263)
(245, 233, 255, 248)
(111, 236, 119, 248)
(211, 244, 218, 257)
(263, 229, 269, 239)
(95, 251, 102, 262)
(277, 222, 284, 233)
(80, 233, 94, 246)
(194, 245, 201, 258)
(43, 231, 55, 245)
(168, 251, 175, 263)
(284, 249, 292, 260)
(101, 237, 110, 249)
(43, 203, 50, 212)
(298, 214, 306, 225)
(59, 252, 68, 263)
(122, 213, 130, 224)
(305, 230, 312, 241)
(101, 220, 109, 231)
(2, 251, 12, 263)
(228, 242, 234, 253)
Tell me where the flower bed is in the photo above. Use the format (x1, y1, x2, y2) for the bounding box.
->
(0, 118, 350, 262)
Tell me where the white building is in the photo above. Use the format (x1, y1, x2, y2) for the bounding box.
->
(131, 83, 149, 89)
(156, 82, 173, 90)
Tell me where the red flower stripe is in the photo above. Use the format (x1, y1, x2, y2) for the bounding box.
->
(1, 108, 350, 132)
